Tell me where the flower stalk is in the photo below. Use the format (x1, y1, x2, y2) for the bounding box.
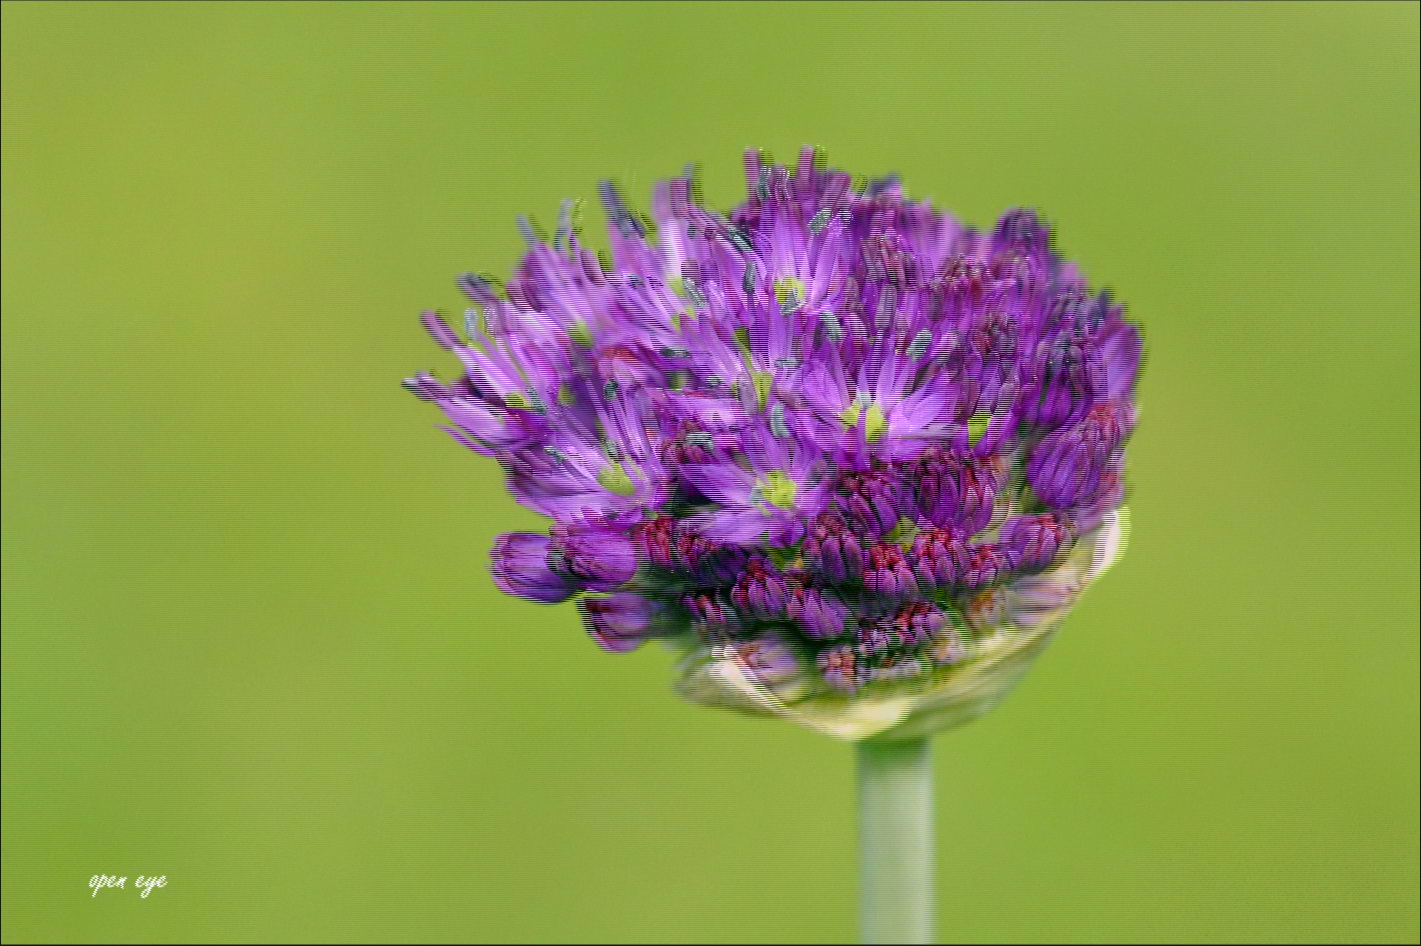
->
(857, 736, 933, 945)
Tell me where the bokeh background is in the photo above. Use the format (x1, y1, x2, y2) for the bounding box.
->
(3, 1, 1417, 942)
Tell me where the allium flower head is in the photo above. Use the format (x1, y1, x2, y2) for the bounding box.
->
(410, 149, 1144, 741)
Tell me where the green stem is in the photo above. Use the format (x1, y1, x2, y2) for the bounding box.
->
(856, 736, 933, 944)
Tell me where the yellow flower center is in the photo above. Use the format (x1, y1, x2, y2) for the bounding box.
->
(968, 411, 1008, 441)
(602, 461, 650, 494)
(843, 400, 908, 440)
(788, 277, 814, 307)
(763, 472, 816, 512)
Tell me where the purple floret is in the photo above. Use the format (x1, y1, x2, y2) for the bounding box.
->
(412, 149, 1144, 693)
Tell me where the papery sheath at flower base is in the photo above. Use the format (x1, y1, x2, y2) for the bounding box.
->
(408, 149, 1144, 744)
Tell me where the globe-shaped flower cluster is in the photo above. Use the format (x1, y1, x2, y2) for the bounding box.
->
(410, 150, 1144, 740)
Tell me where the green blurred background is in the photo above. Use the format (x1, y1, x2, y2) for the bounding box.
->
(3, 1, 1417, 942)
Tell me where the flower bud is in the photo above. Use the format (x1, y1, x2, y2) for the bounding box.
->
(582, 592, 665, 652)
(492, 532, 581, 603)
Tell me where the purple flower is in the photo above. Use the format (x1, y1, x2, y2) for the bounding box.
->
(413, 149, 1144, 740)
(547, 519, 642, 592)
(581, 592, 666, 652)
(492, 532, 581, 603)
